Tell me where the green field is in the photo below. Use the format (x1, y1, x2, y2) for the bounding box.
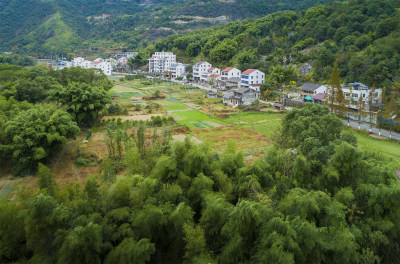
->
(171, 110, 224, 130)
(165, 104, 189, 111)
(355, 132, 400, 161)
(224, 112, 285, 137)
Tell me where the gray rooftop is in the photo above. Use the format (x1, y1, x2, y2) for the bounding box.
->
(301, 83, 323, 92)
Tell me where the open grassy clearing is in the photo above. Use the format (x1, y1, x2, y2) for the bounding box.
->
(354, 132, 400, 161)
(171, 110, 225, 130)
(224, 112, 285, 137)
(165, 104, 189, 111)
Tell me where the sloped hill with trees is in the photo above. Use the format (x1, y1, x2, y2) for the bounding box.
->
(137, 0, 400, 89)
(0, 0, 339, 54)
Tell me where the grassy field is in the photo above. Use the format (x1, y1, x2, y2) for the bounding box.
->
(354, 132, 400, 161)
(165, 104, 189, 111)
(171, 110, 225, 130)
(224, 112, 285, 137)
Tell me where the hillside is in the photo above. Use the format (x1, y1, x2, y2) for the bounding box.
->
(138, 0, 400, 89)
(0, 0, 338, 54)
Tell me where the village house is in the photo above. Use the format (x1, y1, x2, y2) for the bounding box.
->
(300, 83, 327, 99)
(94, 61, 112, 76)
(168, 63, 187, 78)
(193, 61, 212, 82)
(148, 52, 176, 75)
(341, 82, 382, 111)
(223, 87, 259, 107)
(241, 69, 265, 91)
(221, 67, 241, 89)
(114, 52, 138, 59)
(205, 91, 218, 99)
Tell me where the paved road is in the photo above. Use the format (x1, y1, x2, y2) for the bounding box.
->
(342, 119, 400, 141)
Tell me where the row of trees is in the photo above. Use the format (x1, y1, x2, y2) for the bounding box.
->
(0, 64, 112, 175)
(1, 104, 400, 263)
(324, 60, 400, 133)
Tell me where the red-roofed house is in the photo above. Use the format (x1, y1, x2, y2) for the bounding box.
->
(241, 69, 265, 91)
(221, 67, 241, 89)
(208, 67, 220, 75)
(221, 67, 241, 80)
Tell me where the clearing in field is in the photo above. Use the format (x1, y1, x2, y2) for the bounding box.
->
(165, 104, 189, 111)
(353, 132, 400, 162)
(170, 110, 225, 129)
(192, 126, 271, 158)
(224, 112, 285, 137)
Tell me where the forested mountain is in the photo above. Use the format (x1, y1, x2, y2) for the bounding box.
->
(0, 0, 338, 54)
(135, 0, 400, 88)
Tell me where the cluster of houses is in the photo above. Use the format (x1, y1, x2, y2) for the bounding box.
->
(193, 62, 265, 107)
(147, 52, 266, 107)
(300, 82, 382, 112)
(55, 52, 138, 76)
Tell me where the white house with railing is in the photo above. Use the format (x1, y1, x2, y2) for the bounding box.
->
(148, 52, 176, 74)
(241, 69, 265, 91)
(193, 61, 212, 81)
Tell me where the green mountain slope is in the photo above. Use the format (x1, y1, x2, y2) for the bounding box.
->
(0, 0, 339, 53)
(141, 0, 400, 88)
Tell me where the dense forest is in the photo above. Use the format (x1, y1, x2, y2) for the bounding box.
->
(134, 0, 400, 89)
(0, 0, 339, 54)
(1, 101, 400, 263)
(0, 64, 112, 175)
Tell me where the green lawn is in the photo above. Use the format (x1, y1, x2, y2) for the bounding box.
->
(165, 104, 189, 111)
(171, 110, 224, 130)
(224, 112, 285, 137)
(354, 132, 400, 161)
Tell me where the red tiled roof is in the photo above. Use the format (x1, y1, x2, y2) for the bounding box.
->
(195, 61, 205, 65)
(209, 67, 216, 70)
(242, 69, 257, 75)
(250, 84, 262, 87)
(222, 67, 235, 72)
(312, 93, 326, 100)
(93, 61, 102, 65)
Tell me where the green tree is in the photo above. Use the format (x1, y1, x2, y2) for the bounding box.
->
(49, 82, 111, 126)
(37, 163, 57, 196)
(58, 223, 102, 264)
(104, 238, 155, 264)
(3, 104, 79, 175)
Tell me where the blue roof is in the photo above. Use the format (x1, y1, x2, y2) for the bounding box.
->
(350, 82, 361, 85)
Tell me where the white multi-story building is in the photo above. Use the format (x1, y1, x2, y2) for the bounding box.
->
(208, 67, 220, 76)
(94, 61, 112, 76)
(72, 57, 84, 67)
(148, 52, 176, 74)
(221, 67, 241, 81)
(80, 60, 94, 69)
(241, 69, 265, 91)
(193, 61, 212, 81)
(342, 82, 382, 110)
(115, 52, 138, 59)
(168, 63, 187, 78)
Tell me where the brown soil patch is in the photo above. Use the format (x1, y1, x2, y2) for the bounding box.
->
(369, 134, 388, 140)
(172, 134, 203, 144)
(192, 126, 271, 153)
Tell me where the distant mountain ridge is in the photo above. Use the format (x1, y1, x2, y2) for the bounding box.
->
(0, 0, 338, 54)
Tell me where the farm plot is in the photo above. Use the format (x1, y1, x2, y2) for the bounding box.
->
(171, 110, 225, 130)
(224, 112, 285, 137)
(192, 126, 271, 154)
